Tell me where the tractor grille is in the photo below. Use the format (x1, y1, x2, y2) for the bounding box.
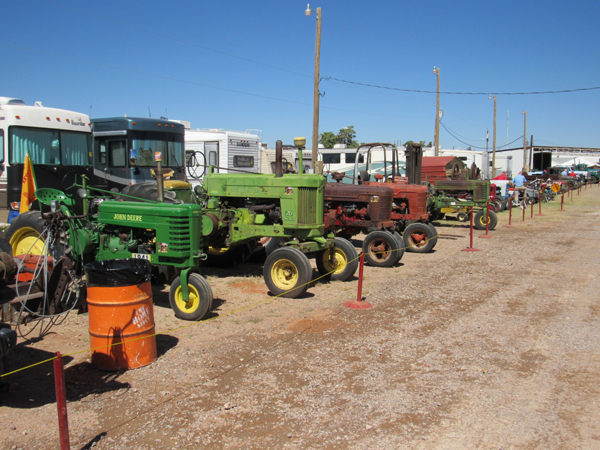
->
(297, 187, 319, 225)
(167, 217, 192, 252)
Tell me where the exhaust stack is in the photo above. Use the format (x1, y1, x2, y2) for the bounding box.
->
(275, 140, 283, 178)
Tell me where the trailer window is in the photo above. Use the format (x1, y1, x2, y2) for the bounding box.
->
(345, 153, 364, 164)
(0, 130, 4, 163)
(322, 153, 341, 164)
(208, 151, 218, 166)
(233, 155, 254, 167)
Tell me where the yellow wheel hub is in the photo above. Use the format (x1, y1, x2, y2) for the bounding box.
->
(322, 248, 347, 274)
(174, 284, 200, 313)
(271, 259, 299, 290)
(10, 227, 46, 256)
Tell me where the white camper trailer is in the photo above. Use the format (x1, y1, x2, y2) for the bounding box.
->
(176, 124, 260, 187)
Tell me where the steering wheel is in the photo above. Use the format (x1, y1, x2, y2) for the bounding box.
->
(60, 169, 83, 199)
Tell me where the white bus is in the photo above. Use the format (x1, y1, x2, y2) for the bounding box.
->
(0, 97, 92, 223)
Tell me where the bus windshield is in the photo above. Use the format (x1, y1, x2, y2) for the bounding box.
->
(9, 126, 91, 166)
(131, 130, 184, 167)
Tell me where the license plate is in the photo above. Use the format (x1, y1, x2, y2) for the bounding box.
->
(132, 253, 151, 261)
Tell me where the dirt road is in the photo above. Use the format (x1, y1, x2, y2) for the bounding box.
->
(2, 188, 600, 449)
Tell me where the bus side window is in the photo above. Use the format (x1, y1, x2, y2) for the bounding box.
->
(109, 141, 126, 167)
(323, 153, 341, 164)
(98, 141, 107, 165)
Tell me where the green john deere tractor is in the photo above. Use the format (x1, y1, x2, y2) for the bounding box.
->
(5, 141, 358, 321)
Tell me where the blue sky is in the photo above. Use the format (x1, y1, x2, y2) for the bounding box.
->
(3, 0, 599, 150)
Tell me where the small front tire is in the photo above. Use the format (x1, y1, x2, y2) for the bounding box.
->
(474, 209, 498, 231)
(316, 237, 359, 280)
(169, 273, 213, 321)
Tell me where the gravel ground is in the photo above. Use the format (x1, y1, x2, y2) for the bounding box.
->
(1, 187, 600, 450)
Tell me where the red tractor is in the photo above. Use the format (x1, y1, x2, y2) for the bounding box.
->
(351, 142, 438, 254)
(324, 173, 403, 267)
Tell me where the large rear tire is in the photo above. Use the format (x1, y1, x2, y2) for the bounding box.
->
(403, 222, 436, 253)
(264, 247, 312, 298)
(5, 211, 46, 256)
(169, 273, 213, 321)
(362, 231, 401, 267)
(316, 237, 359, 281)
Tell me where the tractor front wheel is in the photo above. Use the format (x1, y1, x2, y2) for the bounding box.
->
(474, 209, 498, 231)
(362, 231, 401, 267)
(169, 273, 213, 321)
(403, 222, 436, 254)
(316, 237, 359, 280)
(264, 247, 312, 298)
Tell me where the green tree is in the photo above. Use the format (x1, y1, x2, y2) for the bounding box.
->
(320, 126, 359, 148)
(338, 126, 358, 148)
(319, 131, 338, 149)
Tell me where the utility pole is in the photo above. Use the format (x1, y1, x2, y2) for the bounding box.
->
(311, 7, 322, 171)
(433, 67, 440, 156)
(491, 95, 497, 178)
(522, 111, 527, 172)
(305, 4, 322, 171)
(486, 129, 489, 179)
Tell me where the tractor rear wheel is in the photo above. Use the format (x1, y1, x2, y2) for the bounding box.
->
(363, 231, 401, 267)
(316, 237, 359, 280)
(403, 222, 436, 253)
(169, 273, 213, 321)
(5, 211, 46, 256)
(264, 247, 312, 298)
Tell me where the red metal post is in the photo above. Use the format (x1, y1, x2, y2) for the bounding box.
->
(356, 251, 365, 303)
(536, 189, 545, 216)
(479, 199, 493, 238)
(560, 193, 565, 211)
(504, 197, 515, 227)
(530, 200, 533, 219)
(522, 201, 526, 221)
(462, 207, 480, 252)
(54, 352, 71, 450)
(344, 252, 373, 309)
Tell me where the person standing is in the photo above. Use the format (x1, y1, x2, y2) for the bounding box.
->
(512, 171, 527, 207)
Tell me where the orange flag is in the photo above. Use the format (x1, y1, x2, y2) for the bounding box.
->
(20, 154, 37, 213)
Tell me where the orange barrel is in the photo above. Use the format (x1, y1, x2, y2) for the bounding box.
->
(84, 259, 157, 371)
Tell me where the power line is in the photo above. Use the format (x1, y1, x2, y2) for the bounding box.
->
(322, 76, 600, 96)
(440, 120, 523, 150)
